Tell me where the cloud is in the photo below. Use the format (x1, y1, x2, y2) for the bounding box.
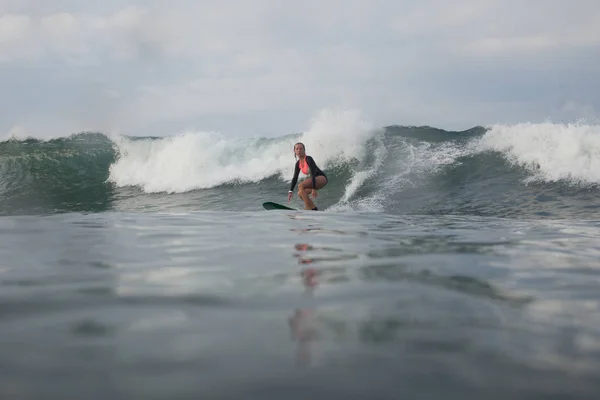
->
(0, 0, 599, 138)
(390, 0, 600, 55)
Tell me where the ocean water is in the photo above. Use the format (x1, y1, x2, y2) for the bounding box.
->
(2, 110, 600, 399)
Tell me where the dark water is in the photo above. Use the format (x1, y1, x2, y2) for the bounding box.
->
(2, 122, 600, 398)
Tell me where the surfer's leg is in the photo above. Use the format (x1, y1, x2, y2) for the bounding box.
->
(313, 176, 327, 190)
(298, 176, 327, 210)
(298, 180, 316, 210)
(311, 176, 327, 210)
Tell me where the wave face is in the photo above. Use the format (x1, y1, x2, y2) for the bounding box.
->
(0, 133, 116, 215)
(2, 112, 600, 219)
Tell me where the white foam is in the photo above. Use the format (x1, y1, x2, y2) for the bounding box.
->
(474, 122, 600, 185)
(2, 125, 30, 141)
(373, 137, 469, 201)
(326, 122, 470, 212)
(300, 109, 387, 205)
(108, 131, 291, 193)
(328, 192, 386, 213)
(107, 108, 383, 194)
(298, 108, 380, 167)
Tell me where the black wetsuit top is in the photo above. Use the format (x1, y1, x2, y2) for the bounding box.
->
(289, 156, 327, 192)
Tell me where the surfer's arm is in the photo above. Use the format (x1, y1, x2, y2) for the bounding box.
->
(307, 156, 317, 188)
(289, 161, 300, 192)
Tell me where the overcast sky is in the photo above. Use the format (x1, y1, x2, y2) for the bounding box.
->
(1, 0, 599, 138)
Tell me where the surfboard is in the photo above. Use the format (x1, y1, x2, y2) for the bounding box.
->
(262, 201, 296, 210)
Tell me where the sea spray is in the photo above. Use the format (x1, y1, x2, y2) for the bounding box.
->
(474, 122, 600, 185)
(107, 109, 385, 194)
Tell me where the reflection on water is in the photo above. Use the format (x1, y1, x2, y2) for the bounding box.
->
(289, 243, 320, 366)
(289, 309, 318, 366)
(293, 242, 358, 265)
(286, 233, 537, 370)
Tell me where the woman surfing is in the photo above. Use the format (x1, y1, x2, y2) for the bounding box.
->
(287, 142, 328, 210)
